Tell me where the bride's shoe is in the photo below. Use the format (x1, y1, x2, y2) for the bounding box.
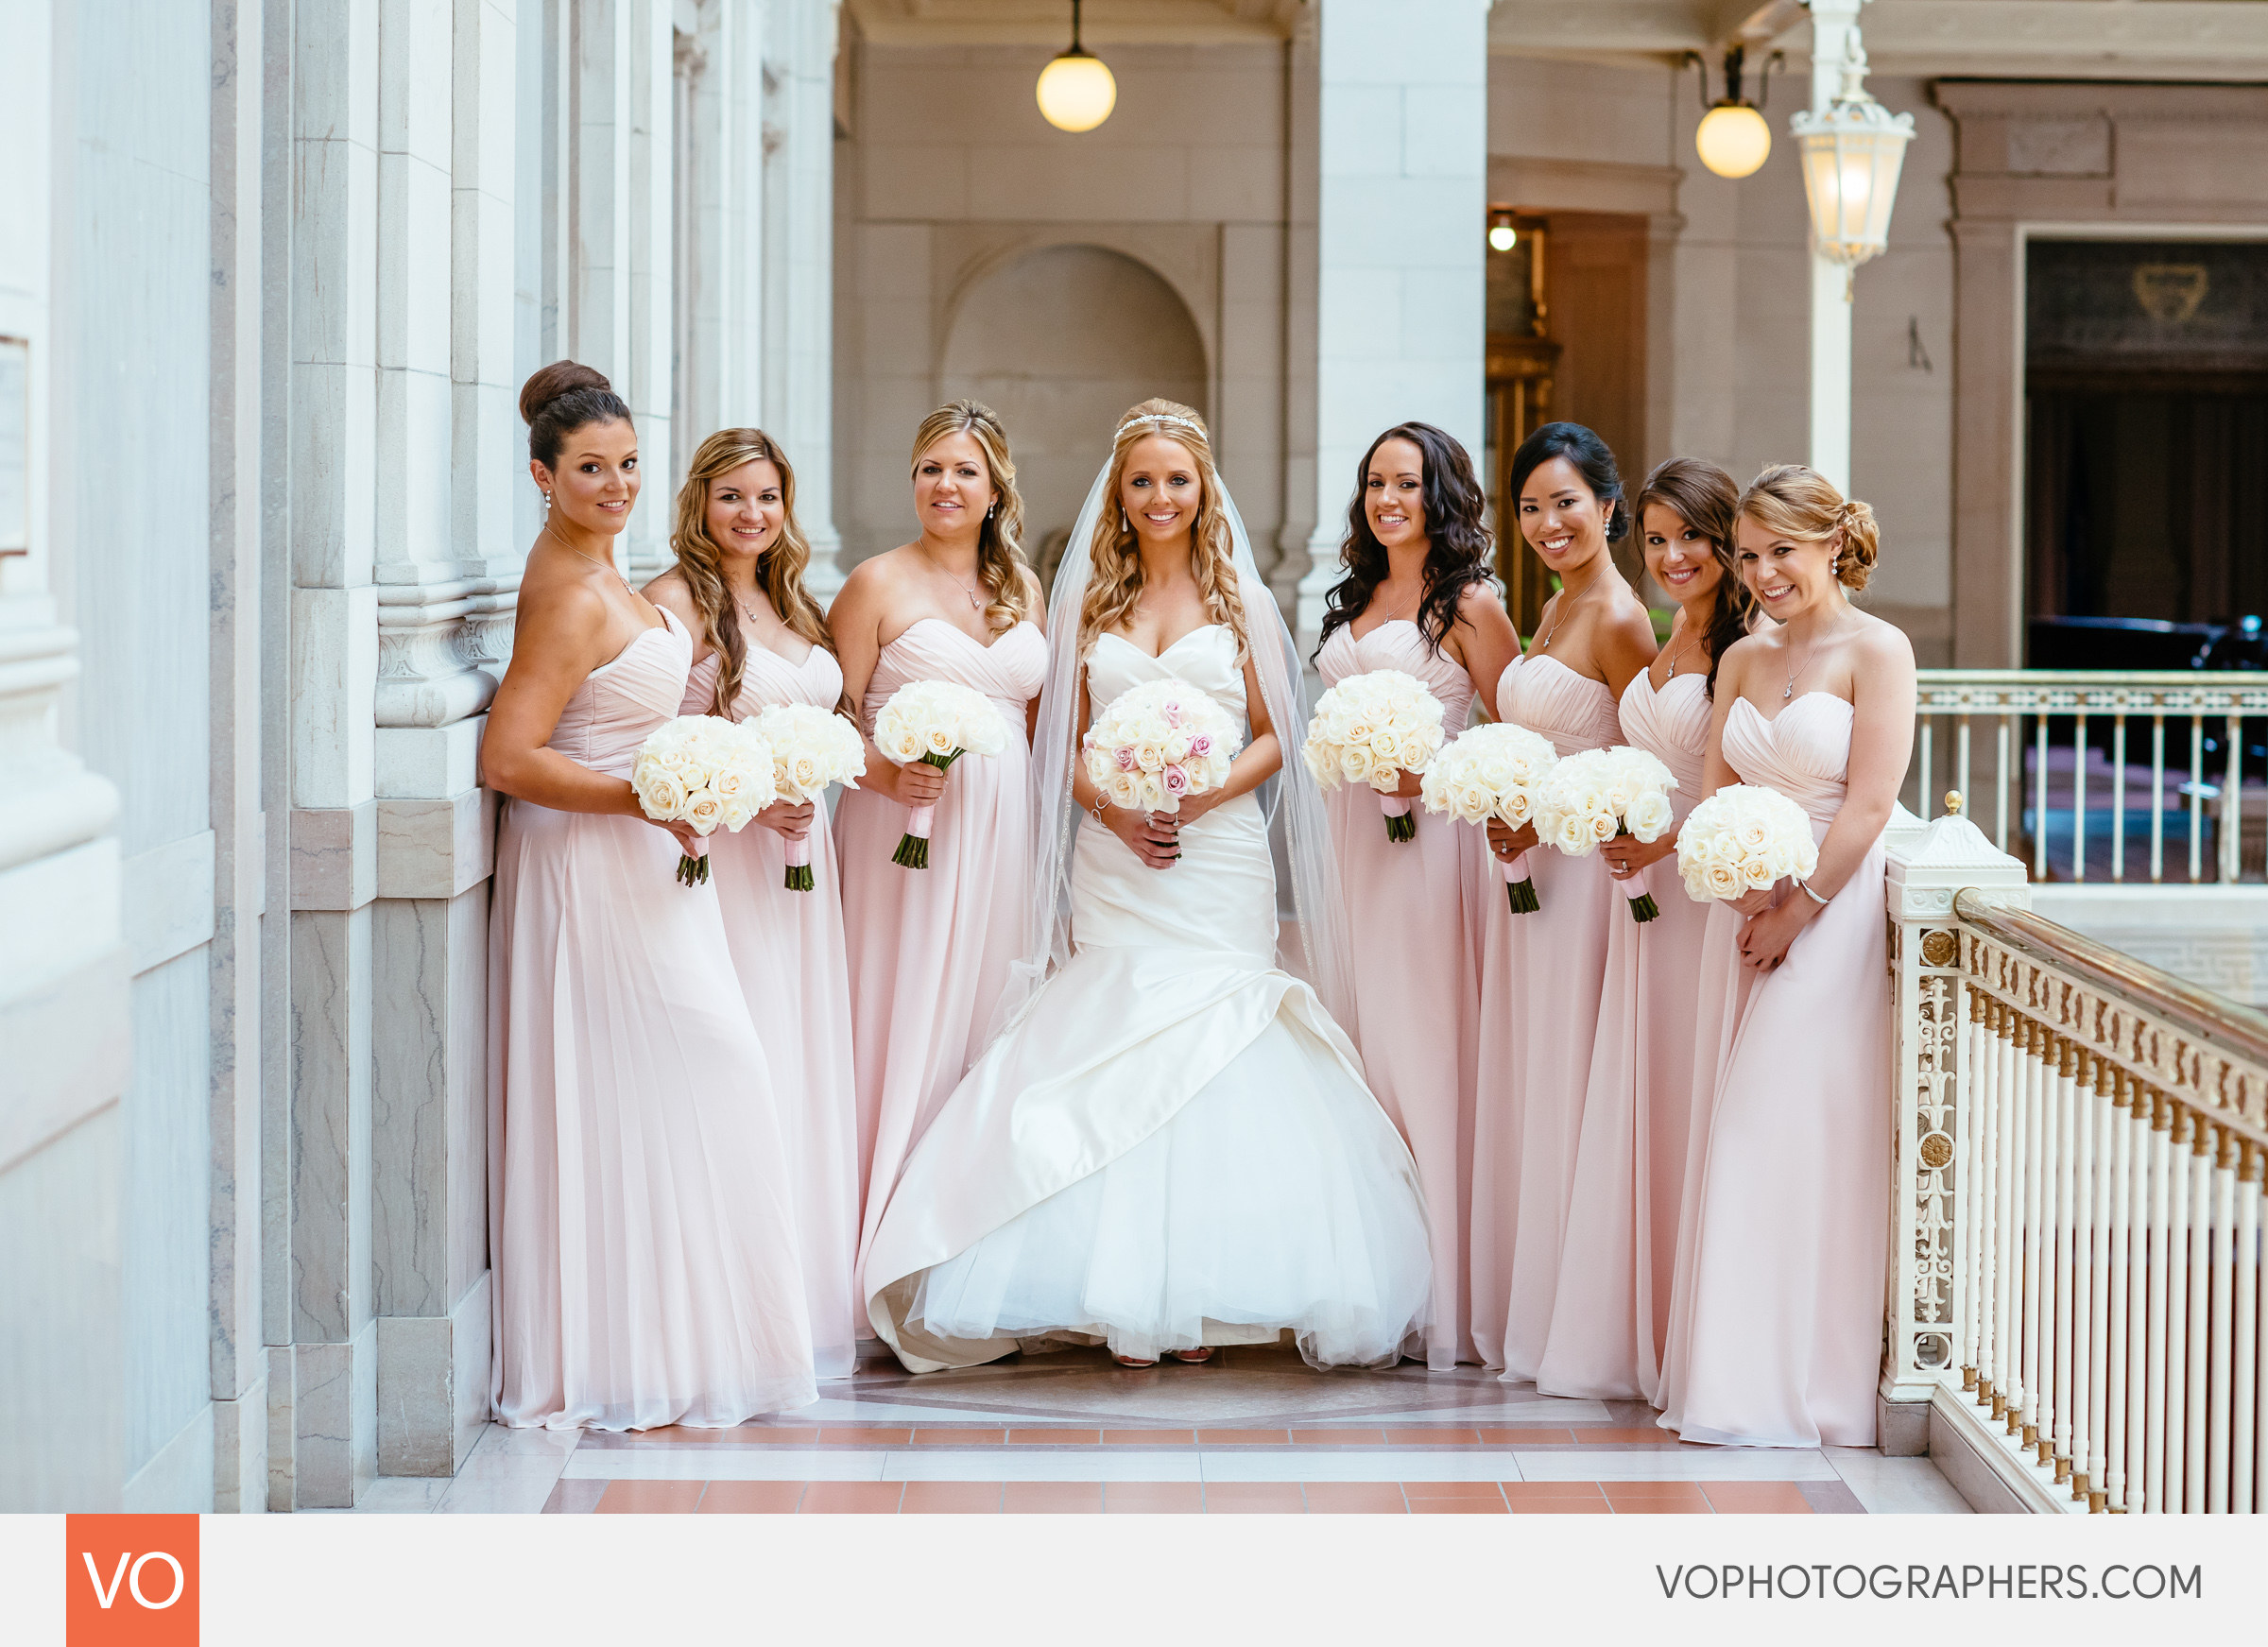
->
(1167, 1347, 1216, 1364)
(1112, 1353, 1159, 1368)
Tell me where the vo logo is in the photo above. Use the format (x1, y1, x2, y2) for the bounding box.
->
(64, 1516, 198, 1645)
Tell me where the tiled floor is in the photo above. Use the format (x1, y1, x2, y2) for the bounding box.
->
(349, 1344, 1971, 1515)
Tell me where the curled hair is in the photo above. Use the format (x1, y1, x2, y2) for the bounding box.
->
(669, 429, 833, 718)
(1737, 463, 1881, 592)
(1079, 400, 1250, 662)
(520, 360, 632, 469)
(1316, 422, 1495, 659)
(909, 400, 1035, 633)
(1508, 420, 1628, 542)
(1636, 456, 1755, 700)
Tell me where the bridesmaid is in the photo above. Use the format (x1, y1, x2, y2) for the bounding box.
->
(644, 428, 861, 1382)
(1534, 458, 1753, 1401)
(832, 400, 1048, 1311)
(1470, 421, 1657, 1381)
(483, 363, 816, 1428)
(1656, 464, 1916, 1448)
(1315, 422, 1519, 1370)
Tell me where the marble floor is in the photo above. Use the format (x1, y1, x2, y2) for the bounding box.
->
(340, 1344, 1972, 1515)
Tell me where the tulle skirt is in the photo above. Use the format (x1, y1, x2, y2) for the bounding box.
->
(905, 1009, 1434, 1369)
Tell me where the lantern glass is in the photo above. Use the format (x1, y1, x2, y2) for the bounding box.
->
(1790, 94, 1914, 267)
(1037, 50, 1116, 132)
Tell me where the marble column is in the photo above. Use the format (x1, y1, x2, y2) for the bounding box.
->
(0, 0, 132, 1514)
(763, 0, 842, 593)
(1294, 0, 1487, 648)
(676, 0, 768, 454)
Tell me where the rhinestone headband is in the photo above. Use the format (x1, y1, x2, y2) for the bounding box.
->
(1115, 412, 1205, 442)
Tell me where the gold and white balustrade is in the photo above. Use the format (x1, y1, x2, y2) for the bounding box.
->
(1887, 794, 2268, 1512)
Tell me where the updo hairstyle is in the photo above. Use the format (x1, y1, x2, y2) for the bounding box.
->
(520, 360, 634, 469)
(1506, 421, 1628, 542)
(1736, 463, 1881, 592)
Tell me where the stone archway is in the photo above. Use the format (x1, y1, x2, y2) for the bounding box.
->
(940, 244, 1209, 587)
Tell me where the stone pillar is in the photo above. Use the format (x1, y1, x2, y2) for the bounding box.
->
(1295, 0, 1487, 648)
(764, 0, 842, 594)
(0, 0, 132, 1514)
(677, 0, 768, 454)
(278, 0, 382, 1511)
(365, 0, 507, 1483)
(1805, 0, 1867, 497)
(209, 0, 271, 1515)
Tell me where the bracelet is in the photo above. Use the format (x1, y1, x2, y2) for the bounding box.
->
(1090, 795, 1108, 824)
(1796, 878, 1830, 906)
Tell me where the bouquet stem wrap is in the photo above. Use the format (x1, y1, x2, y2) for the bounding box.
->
(894, 749, 961, 868)
(783, 834, 815, 892)
(1379, 794, 1418, 843)
(677, 845, 711, 887)
(1496, 849, 1538, 913)
(1616, 825, 1658, 923)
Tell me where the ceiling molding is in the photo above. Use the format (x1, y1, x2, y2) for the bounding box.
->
(846, 0, 1301, 47)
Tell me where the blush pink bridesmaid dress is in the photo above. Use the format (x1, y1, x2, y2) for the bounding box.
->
(1470, 653, 1623, 1379)
(488, 609, 818, 1429)
(836, 618, 1046, 1303)
(1317, 620, 1488, 1369)
(1533, 669, 1712, 1400)
(681, 642, 861, 1381)
(1655, 692, 1890, 1448)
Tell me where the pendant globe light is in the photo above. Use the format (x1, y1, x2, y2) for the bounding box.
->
(1693, 46, 1773, 180)
(1037, 0, 1116, 133)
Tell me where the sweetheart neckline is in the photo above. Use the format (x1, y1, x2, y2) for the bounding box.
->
(1625, 669, 1709, 701)
(884, 615, 1041, 656)
(1093, 623, 1228, 663)
(1730, 690, 1853, 729)
(1505, 650, 1614, 697)
(588, 607, 682, 679)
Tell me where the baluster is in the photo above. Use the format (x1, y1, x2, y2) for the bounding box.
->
(1981, 995, 2008, 1419)
(2145, 1089, 2173, 1513)
(1997, 714, 2012, 853)
(1998, 1004, 2025, 1433)
(2190, 716, 2205, 884)
(2036, 716, 2052, 881)
(2023, 1019, 2048, 1453)
(2047, 1033, 2072, 1474)
(2111, 715, 2127, 881)
(1919, 717, 1933, 820)
(2087, 1055, 2117, 1512)
(1960, 986, 1986, 1390)
(2150, 712, 2165, 884)
(2164, 1103, 2192, 1513)
(2110, 1068, 2143, 1512)
(1958, 714, 1972, 824)
(2208, 1124, 2235, 1514)
(2069, 1044, 2096, 1501)
(2224, 712, 2244, 885)
(2236, 1140, 2260, 1516)
(2073, 712, 2089, 881)
(2183, 1114, 2210, 1510)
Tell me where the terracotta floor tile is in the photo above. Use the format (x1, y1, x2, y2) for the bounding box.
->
(1383, 1428, 1481, 1446)
(1402, 1481, 1508, 1502)
(911, 1429, 1005, 1446)
(623, 1426, 706, 1446)
(1197, 1429, 1292, 1446)
(1479, 1427, 1577, 1446)
(1410, 1498, 1509, 1514)
(1303, 1483, 1410, 1514)
(816, 1427, 910, 1447)
(1101, 1429, 1195, 1446)
(1204, 1483, 1308, 1513)
(1007, 1428, 1102, 1446)
(901, 1482, 1005, 1514)
(1003, 1482, 1104, 1513)
(1103, 1483, 1206, 1513)
(1570, 1426, 1683, 1445)
(1612, 1501, 1712, 1514)
(1510, 1501, 1613, 1515)
(1700, 1481, 1815, 1515)
(1292, 1429, 1383, 1445)
(799, 1482, 906, 1513)
(1603, 1481, 1711, 1504)
(1503, 1482, 1606, 1503)
(730, 1425, 820, 1445)
(696, 1481, 805, 1514)
(593, 1479, 704, 1513)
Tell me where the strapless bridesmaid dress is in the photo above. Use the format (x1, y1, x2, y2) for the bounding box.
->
(488, 609, 818, 1428)
(835, 618, 1045, 1307)
(1534, 670, 1712, 1400)
(1470, 653, 1622, 1378)
(680, 642, 861, 1381)
(1317, 619, 1488, 1369)
(1656, 692, 1891, 1448)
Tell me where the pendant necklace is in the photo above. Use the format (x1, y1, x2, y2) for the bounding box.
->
(1660, 627, 1700, 679)
(1535, 569, 1594, 652)
(542, 523, 634, 598)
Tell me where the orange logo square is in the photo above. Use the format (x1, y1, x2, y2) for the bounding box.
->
(64, 1515, 198, 1646)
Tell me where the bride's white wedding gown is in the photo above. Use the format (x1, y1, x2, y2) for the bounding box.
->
(863, 624, 1434, 1371)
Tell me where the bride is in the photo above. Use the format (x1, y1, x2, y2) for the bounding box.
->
(862, 400, 1433, 1371)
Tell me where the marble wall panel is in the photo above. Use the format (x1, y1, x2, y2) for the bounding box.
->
(375, 789, 495, 900)
(289, 799, 379, 911)
(374, 717, 484, 800)
(289, 587, 380, 809)
(122, 952, 215, 1483)
(211, 1374, 267, 1513)
(287, 906, 372, 1346)
(121, 1402, 215, 1513)
(290, 1324, 375, 1507)
(122, 831, 218, 978)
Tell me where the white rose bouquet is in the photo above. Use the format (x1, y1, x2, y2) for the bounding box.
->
(1675, 782, 1819, 907)
(872, 678, 1011, 868)
(1082, 677, 1243, 817)
(1533, 746, 1680, 922)
(1301, 668, 1447, 842)
(1417, 721, 1559, 912)
(629, 713, 779, 887)
(748, 703, 868, 890)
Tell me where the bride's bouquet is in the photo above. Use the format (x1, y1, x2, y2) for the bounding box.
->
(873, 679, 1011, 868)
(1418, 721, 1558, 912)
(1083, 678, 1243, 815)
(1534, 746, 1679, 921)
(749, 703, 867, 890)
(1301, 669, 1447, 842)
(1675, 783, 1819, 905)
(630, 713, 778, 886)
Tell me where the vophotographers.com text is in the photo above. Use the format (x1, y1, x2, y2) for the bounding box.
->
(1656, 1564, 2202, 1602)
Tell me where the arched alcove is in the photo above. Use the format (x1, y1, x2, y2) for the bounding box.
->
(940, 244, 1208, 586)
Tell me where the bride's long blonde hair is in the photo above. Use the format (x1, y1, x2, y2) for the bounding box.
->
(1079, 399, 1249, 661)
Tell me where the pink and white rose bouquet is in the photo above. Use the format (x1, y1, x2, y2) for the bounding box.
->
(1082, 678, 1243, 816)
